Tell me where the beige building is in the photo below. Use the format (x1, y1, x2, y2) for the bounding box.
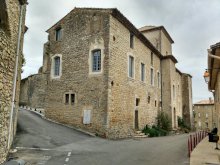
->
(194, 99, 214, 131)
(20, 8, 193, 138)
(206, 42, 220, 130)
(0, 0, 27, 163)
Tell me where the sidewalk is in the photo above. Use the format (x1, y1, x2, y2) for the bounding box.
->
(190, 137, 220, 165)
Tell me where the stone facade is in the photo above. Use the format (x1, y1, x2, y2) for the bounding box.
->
(207, 42, 220, 130)
(0, 0, 27, 163)
(194, 99, 214, 131)
(20, 8, 193, 138)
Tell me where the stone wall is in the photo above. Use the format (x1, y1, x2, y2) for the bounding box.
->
(107, 15, 161, 138)
(44, 9, 111, 137)
(194, 104, 214, 131)
(19, 73, 47, 109)
(0, 0, 27, 163)
(182, 73, 193, 129)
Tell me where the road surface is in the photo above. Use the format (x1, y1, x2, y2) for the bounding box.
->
(11, 109, 189, 165)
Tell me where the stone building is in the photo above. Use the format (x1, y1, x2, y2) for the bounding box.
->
(0, 0, 27, 163)
(20, 8, 192, 138)
(194, 99, 214, 131)
(206, 42, 220, 130)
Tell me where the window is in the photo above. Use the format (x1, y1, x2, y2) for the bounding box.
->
(157, 72, 160, 88)
(129, 56, 134, 78)
(130, 33, 134, 48)
(173, 85, 175, 99)
(51, 55, 62, 79)
(55, 28, 62, 41)
(65, 94, 69, 104)
(71, 94, 75, 104)
(206, 113, 208, 118)
(92, 50, 101, 72)
(64, 93, 76, 105)
(54, 56, 60, 76)
(136, 98, 140, 106)
(155, 100, 157, 107)
(151, 52, 153, 66)
(150, 68, 154, 85)
(141, 63, 145, 82)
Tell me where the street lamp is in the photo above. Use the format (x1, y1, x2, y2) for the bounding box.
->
(203, 70, 210, 84)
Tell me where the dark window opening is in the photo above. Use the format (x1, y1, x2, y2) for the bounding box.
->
(155, 100, 157, 107)
(65, 94, 69, 104)
(130, 33, 134, 48)
(129, 56, 134, 78)
(151, 52, 153, 65)
(71, 94, 75, 104)
(136, 98, 140, 106)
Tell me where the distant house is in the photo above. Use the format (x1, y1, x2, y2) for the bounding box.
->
(0, 0, 27, 163)
(194, 99, 214, 131)
(20, 8, 193, 138)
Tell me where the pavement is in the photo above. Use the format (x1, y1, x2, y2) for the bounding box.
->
(190, 136, 220, 165)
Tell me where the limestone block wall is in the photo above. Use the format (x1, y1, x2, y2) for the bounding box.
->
(0, 0, 27, 163)
(141, 30, 160, 51)
(19, 74, 47, 109)
(194, 104, 214, 131)
(108, 15, 161, 138)
(182, 74, 193, 128)
(45, 9, 110, 137)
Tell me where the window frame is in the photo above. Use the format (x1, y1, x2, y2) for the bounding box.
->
(51, 54, 62, 79)
(55, 27, 62, 41)
(130, 33, 134, 49)
(92, 49, 101, 72)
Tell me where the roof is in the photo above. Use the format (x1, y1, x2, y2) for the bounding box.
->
(46, 8, 163, 59)
(162, 55, 178, 63)
(208, 42, 220, 90)
(194, 99, 214, 105)
(176, 68, 182, 75)
(139, 25, 174, 44)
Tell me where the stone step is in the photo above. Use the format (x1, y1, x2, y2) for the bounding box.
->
(133, 134, 148, 138)
(135, 130, 142, 134)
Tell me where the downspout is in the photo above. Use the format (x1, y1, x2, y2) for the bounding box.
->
(8, 3, 25, 149)
(159, 30, 163, 111)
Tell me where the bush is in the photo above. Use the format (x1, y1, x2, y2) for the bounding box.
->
(178, 116, 190, 132)
(142, 125, 168, 137)
(157, 111, 171, 131)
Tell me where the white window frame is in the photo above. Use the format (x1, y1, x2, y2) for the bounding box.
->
(51, 54, 62, 79)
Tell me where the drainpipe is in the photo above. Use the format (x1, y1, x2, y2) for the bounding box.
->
(8, 3, 25, 149)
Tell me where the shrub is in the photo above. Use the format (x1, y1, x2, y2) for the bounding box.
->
(157, 111, 171, 131)
(142, 125, 168, 137)
(178, 116, 190, 132)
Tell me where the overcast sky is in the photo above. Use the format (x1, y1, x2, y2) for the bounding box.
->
(22, 0, 220, 103)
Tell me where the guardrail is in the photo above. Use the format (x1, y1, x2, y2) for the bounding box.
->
(188, 131, 207, 157)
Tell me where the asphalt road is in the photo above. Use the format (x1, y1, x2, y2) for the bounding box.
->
(11, 109, 189, 165)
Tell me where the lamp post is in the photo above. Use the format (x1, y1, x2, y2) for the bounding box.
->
(203, 70, 210, 84)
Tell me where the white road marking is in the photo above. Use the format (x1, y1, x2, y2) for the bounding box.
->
(67, 152, 71, 157)
(65, 158, 69, 162)
(16, 147, 52, 151)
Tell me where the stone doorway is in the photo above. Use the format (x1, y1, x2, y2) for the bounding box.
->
(135, 110, 139, 130)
